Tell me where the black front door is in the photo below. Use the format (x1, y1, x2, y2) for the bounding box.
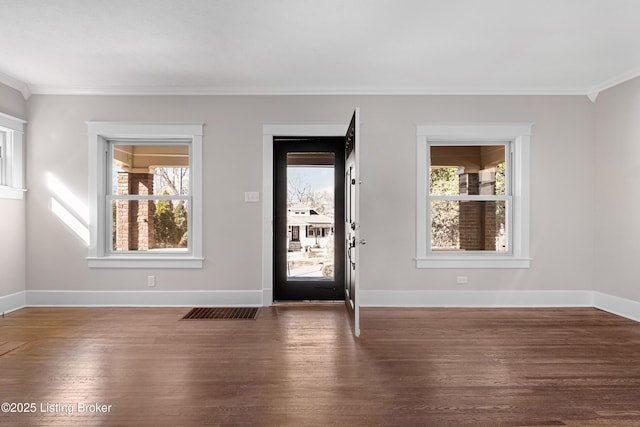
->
(273, 137, 345, 301)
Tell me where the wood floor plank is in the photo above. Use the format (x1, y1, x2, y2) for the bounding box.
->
(0, 342, 27, 357)
(0, 306, 639, 426)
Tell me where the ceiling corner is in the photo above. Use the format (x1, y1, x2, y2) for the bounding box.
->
(587, 66, 640, 100)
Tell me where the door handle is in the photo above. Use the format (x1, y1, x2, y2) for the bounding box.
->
(357, 238, 367, 245)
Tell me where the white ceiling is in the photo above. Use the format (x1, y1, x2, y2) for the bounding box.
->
(2, 0, 640, 99)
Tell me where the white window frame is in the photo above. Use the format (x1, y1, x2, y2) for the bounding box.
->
(107, 140, 192, 255)
(416, 123, 531, 269)
(0, 112, 26, 200)
(87, 122, 204, 268)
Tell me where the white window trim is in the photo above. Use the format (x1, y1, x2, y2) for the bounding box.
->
(0, 112, 26, 200)
(416, 123, 532, 269)
(87, 122, 204, 268)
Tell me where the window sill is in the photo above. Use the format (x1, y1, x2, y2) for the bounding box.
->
(415, 256, 531, 269)
(87, 256, 204, 269)
(0, 186, 26, 200)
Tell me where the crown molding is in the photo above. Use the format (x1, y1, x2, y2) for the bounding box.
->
(13, 70, 640, 101)
(0, 71, 31, 100)
(587, 92, 599, 103)
(586, 66, 640, 101)
(27, 84, 590, 97)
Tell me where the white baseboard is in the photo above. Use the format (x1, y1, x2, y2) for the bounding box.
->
(25, 290, 263, 307)
(360, 290, 640, 324)
(3, 289, 637, 325)
(593, 292, 640, 322)
(0, 291, 26, 314)
(360, 290, 594, 308)
(262, 289, 272, 306)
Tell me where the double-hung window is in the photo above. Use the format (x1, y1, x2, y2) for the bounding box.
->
(87, 122, 204, 268)
(0, 112, 26, 200)
(416, 124, 531, 268)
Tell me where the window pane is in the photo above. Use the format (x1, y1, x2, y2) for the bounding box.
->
(431, 200, 459, 250)
(112, 199, 189, 252)
(430, 167, 459, 196)
(430, 145, 506, 196)
(111, 144, 190, 196)
(286, 152, 335, 280)
(431, 200, 507, 252)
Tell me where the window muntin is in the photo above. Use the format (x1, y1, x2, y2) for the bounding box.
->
(428, 143, 510, 253)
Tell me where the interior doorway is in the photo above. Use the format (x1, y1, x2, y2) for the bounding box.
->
(273, 137, 345, 301)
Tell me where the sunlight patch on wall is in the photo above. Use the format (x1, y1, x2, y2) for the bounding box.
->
(46, 172, 89, 246)
(46, 173, 89, 222)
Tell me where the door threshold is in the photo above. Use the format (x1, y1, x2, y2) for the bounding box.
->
(273, 300, 343, 306)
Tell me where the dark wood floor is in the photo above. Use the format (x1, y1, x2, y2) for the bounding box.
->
(1, 305, 639, 426)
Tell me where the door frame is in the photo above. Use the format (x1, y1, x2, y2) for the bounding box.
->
(272, 137, 346, 301)
(262, 123, 348, 306)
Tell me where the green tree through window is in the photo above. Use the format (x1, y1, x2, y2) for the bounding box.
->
(430, 167, 459, 249)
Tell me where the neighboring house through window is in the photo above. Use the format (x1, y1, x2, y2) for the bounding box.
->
(287, 204, 334, 251)
(416, 123, 531, 268)
(0, 112, 26, 200)
(87, 122, 204, 268)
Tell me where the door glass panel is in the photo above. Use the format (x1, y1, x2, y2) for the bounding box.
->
(286, 152, 335, 280)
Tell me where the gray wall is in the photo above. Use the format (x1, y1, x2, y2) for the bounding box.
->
(0, 83, 26, 119)
(0, 83, 26, 299)
(25, 94, 597, 298)
(595, 76, 640, 302)
(0, 198, 25, 297)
